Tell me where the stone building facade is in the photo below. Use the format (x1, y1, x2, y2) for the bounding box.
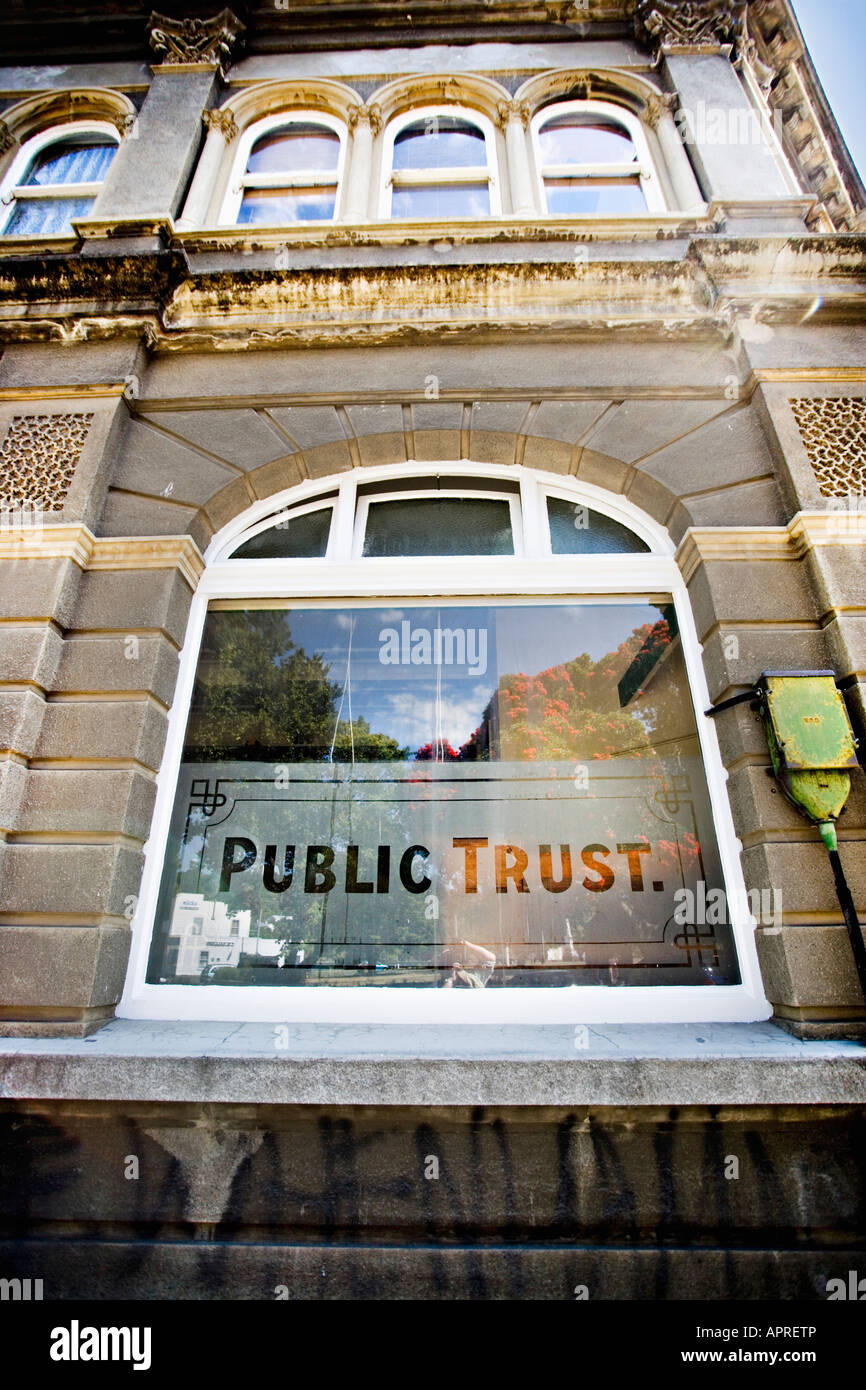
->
(0, 0, 864, 1299)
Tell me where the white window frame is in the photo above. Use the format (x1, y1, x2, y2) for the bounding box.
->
(352, 487, 522, 559)
(220, 496, 338, 562)
(0, 120, 119, 236)
(219, 110, 347, 227)
(119, 461, 770, 1027)
(530, 99, 666, 217)
(380, 105, 501, 219)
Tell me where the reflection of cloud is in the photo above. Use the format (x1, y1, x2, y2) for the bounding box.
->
(334, 613, 354, 630)
(373, 683, 494, 751)
(378, 609, 405, 624)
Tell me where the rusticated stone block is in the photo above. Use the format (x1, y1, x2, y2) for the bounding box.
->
(0, 842, 143, 918)
(0, 923, 130, 1010)
(33, 699, 167, 770)
(69, 569, 193, 647)
(756, 923, 866, 1012)
(54, 634, 179, 707)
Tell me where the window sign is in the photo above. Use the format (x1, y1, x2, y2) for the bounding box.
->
(147, 600, 738, 989)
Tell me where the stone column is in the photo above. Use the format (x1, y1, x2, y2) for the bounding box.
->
(177, 108, 238, 228)
(342, 104, 381, 221)
(497, 99, 537, 217)
(645, 96, 705, 211)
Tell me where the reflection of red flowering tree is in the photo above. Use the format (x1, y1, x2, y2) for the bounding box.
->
(488, 619, 674, 761)
(414, 740, 460, 762)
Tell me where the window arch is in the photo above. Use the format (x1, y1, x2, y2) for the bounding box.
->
(380, 106, 500, 220)
(120, 464, 768, 1026)
(531, 100, 665, 216)
(0, 120, 119, 236)
(220, 111, 347, 226)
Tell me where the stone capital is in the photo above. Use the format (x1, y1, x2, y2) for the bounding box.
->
(203, 107, 239, 142)
(635, 0, 747, 56)
(642, 91, 677, 128)
(495, 99, 531, 132)
(347, 103, 382, 136)
(148, 8, 245, 77)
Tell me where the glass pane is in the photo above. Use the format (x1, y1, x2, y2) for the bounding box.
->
(539, 115, 638, 166)
(391, 182, 490, 220)
(548, 498, 650, 555)
(147, 602, 739, 989)
(22, 139, 115, 186)
(363, 498, 513, 556)
(544, 177, 647, 215)
(231, 507, 332, 559)
(392, 116, 487, 170)
(5, 195, 94, 235)
(246, 125, 340, 176)
(238, 185, 337, 223)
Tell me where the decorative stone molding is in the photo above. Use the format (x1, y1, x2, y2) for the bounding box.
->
(635, 0, 746, 55)
(495, 99, 531, 132)
(203, 107, 238, 143)
(148, 8, 244, 77)
(0, 414, 93, 513)
(347, 103, 383, 137)
(789, 397, 866, 499)
(0, 120, 18, 155)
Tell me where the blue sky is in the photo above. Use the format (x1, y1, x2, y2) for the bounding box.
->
(793, 0, 866, 183)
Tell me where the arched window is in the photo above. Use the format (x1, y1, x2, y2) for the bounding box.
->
(221, 112, 346, 225)
(0, 121, 119, 236)
(381, 107, 500, 219)
(121, 466, 767, 1026)
(531, 100, 664, 216)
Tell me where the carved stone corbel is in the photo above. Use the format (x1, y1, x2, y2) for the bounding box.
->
(148, 8, 245, 77)
(203, 107, 239, 142)
(635, 0, 747, 56)
(642, 91, 677, 129)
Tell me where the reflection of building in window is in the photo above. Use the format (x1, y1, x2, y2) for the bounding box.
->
(532, 101, 662, 215)
(1, 124, 118, 235)
(383, 107, 499, 219)
(233, 115, 344, 224)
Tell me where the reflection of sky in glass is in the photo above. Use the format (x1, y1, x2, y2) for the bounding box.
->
(247, 127, 340, 175)
(545, 179, 647, 215)
(238, 187, 337, 223)
(539, 118, 637, 165)
(284, 603, 669, 752)
(393, 118, 486, 169)
(391, 183, 490, 219)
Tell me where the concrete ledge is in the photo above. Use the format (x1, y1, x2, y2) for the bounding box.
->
(0, 1021, 864, 1107)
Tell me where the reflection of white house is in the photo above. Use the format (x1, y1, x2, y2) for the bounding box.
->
(169, 894, 281, 975)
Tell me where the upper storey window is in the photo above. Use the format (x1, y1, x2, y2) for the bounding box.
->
(532, 101, 664, 216)
(0, 123, 118, 235)
(382, 107, 500, 219)
(224, 113, 346, 225)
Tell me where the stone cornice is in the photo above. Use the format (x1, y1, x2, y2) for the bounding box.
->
(0, 525, 205, 587)
(676, 511, 866, 583)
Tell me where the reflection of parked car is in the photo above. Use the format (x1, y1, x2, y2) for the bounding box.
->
(200, 963, 218, 980)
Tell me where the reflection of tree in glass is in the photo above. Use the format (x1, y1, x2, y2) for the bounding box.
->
(472, 618, 677, 762)
(184, 611, 406, 761)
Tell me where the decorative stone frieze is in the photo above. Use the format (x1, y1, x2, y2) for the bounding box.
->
(789, 397, 866, 498)
(0, 414, 93, 512)
(148, 8, 244, 77)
